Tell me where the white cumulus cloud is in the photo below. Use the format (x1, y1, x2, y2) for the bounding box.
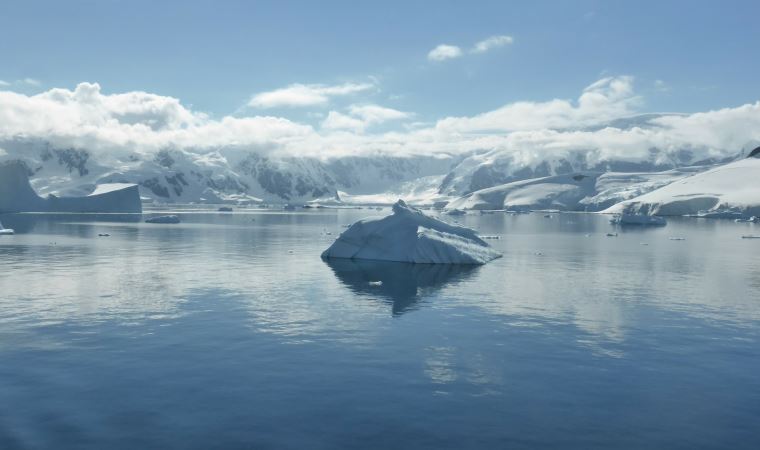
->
(0, 76, 759, 167)
(427, 44, 463, 62)
(435, 76, 640, 133)
(322, 104, 411, 132)
(471, 35, 514, 53)
(248, 82, 373, 109)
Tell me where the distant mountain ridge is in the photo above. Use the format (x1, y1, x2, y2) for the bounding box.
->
(0, 112, 754, 205)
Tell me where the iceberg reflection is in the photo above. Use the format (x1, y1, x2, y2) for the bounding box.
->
(324, 259, 479, 315)
(0, 213, 141, 234)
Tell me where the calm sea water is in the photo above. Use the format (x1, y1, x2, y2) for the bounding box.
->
(1, 209, 759, 449)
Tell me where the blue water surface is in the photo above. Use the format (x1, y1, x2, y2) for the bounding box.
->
(0, 209, 758, 449)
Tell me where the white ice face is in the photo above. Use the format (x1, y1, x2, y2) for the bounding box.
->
(604, 157, 760, 217)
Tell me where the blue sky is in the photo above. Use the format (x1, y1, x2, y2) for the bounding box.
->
(1, 0, 759, 125)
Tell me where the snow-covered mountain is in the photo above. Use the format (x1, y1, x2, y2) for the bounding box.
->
(0, 110, 756, 207)
(436, 113, 749, 197)
(445, 166, 711, 212)
(604, 154, 760, 217)
(0, 139, 459, 204)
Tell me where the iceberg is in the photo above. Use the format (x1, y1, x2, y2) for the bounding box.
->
(0, 162, 142, 214)
(321, 200, 501, 264)
(0, 220, 14, 235)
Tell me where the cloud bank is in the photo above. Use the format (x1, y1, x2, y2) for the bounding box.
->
(0, 77, 759, 167)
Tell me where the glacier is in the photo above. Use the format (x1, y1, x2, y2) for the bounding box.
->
(0, 161, 142, 213)
(445, 167, 707, 212)
(604, 155, 760, 217)
(321, 200, 501, 264)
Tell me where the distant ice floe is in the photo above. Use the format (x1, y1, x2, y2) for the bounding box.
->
(145, 215, 181, 224)
(321, 200, 501, 264)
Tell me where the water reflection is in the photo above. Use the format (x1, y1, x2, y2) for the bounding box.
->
(0, 213, 141, 234)
(324, 258, 479, 315)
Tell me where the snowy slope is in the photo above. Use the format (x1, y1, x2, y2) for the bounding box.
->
(445, 166, 708, 211)
(436, 113, 742, 197)
(604, 156, 760, 216)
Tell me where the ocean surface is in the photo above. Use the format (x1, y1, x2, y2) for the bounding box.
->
(1, 209, 759, 449)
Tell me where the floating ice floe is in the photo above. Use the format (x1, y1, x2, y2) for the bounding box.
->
(145, 215, 181, 224)
(735, 216, 760, 223)
(741, 235, 760, 239)
(321, 200, 501, 264)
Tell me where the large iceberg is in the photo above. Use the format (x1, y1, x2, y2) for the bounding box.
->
(321, 200, 501, 264)
(0, 162, 142, 214)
